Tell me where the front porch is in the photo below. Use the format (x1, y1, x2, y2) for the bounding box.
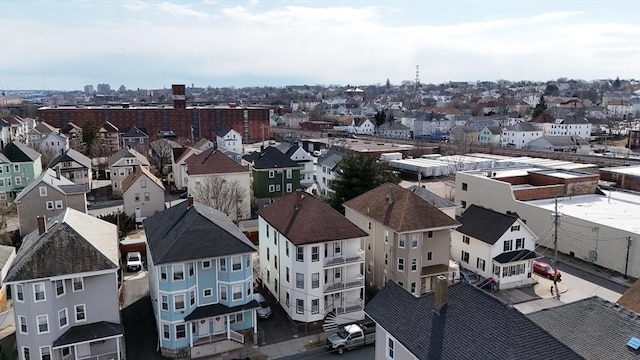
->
(492, 250, 537, 290)
(52, 321, 124, 360)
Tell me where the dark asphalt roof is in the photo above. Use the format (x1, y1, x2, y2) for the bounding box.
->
(365, 281, 582, 360)
(407, 185, 456, 209)
(48, 148, 92, 169)
(3, 141, 41, 162)
(456, 205, 519, 245)
(492, 249, 537, 264)
(243, 146, 299, 170)
(53, 321, 123, 348)
(143, 201, 257, 265)
(184, 300, 260, 321)
(528, 296, 640, 360)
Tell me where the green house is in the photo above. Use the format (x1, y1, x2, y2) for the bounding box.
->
(243, 146, 301, 208)
(0, 142, 43, 202)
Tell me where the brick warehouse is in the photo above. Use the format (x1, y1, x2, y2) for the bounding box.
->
(37, 85, 271, 143)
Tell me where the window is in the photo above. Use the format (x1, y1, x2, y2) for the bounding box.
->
(387, 336, 395, 359)
(232, 284, 243, 301)
(384, 253, 388, 265)
(72, 277, 84, 291)
(428, 231, 433, 238)
(410, 282, 417, 294)
(296, 246, 304, 262)
(275, 184, 281, 192)
(463, 235, 470, 244)
(286, 292, 290, 307)
(174, 294, 185, 310)
(274, 255, 278, 269)
(461, 200, 467, 209)
(58, 308, 68, 328)
(266, 269, 270, 283)
(311, 246, 319, 262)
(55, 200, 63, 209)
(411, 234, 418, 248)
(232, 256, 242, 271)
(286, 183, 292, 193)
(33, 283, 45, 302)
(411, 259, 417, 271)
(503, 240, 513, 252)
(477, 258, 486, 271)
(144, 192, 150, 201)
(46, 201, 54, 210)
(14, 176, 21, 185)
(368, 222, 371, 230)
(160, 266, 168, 280)
(461, 250, 470, 263)
(22, 348, 30, 360)
(39, 346, 51, 360)
(39, 186, 47, 197)
(511, 225, 520, 232)
(296, 299, 304, 314)
(312, 273, 319, 288)
(312, 299, 319, 314)
(163, 324, 170, 340)
(37, 315, 49, 334)
(141, 179, 147, 188)
(269, 171, 275, 178)
(16, 284, 23, 302)
(286, 169, 292, 179)
(220, 258, 227, 271)
(397, 258, 405, 271)
(286, 243, 289, 257)
(176, 324, 186, 339)
(187, 262, 194, 277)
(269, 185, 275, 192)
(202, 260, 211, 269)
(203, 288, 212, 297)
(246, 281, 251, 297)
(398, 235, 405, 248)
(161, 295, 168, 310)
(296, 273, 304, 289)
(220, 285, 228, 301)
(55, 280, 65, 297)
(427, 251, 433, 261)
(19, 316, 27, 334)
(516, 238, 525, 250)
(462, 183, 468, 191)
(74, 304, 86, 322)
(173, 265, 184, 281)
(384, 230, 388, 243)
(286, 267, 290, 282)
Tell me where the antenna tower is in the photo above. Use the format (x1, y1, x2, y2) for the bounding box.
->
(415, 65, 420, 92)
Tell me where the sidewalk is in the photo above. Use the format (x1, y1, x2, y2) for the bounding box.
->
(204, 332, 329, 360)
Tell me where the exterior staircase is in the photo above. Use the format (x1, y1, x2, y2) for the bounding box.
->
(322, 310, 339, 332)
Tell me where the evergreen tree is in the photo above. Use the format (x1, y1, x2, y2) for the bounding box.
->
(532, 95, 547, 118)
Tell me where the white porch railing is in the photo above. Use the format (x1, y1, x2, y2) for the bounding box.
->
(228, 330, 244, 343)
(324, 278, 364, 293)
(78, 351, 119, 360)
(324, 250, 365, 267)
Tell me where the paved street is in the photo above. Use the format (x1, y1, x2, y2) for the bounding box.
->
(278, 343, 375, 360)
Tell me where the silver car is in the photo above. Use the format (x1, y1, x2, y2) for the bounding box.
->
(253, 293, 272, 319)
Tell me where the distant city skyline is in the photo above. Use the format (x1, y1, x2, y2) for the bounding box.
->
(0, 0, 638, 91)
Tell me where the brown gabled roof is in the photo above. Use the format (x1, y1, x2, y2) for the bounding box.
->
(344, 183, 460, 233)
(194, 138, 212, 149)
(185, 148, 248, 175)
(257, 191, 368, 245)
(616, 279, 640, 314)
(121, 165, 165, 192)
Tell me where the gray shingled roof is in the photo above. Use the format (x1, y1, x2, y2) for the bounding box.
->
(143, 201, 256, 265)
(317, 150, 342, 172)
(107, 146, 150, 167)
(242, 146, 299, 170)
(378, 121, 409, 131)
(407, 185, 457, 209)
(48, 148, 91, 169)
(4, 208, 119, 283)
(3, 142, 41, 162)
(505, 122, 540, 132)
(456, 205, 519, 245)
(365, 281, 582, 360)
(0, 245, 15, 270)
(121, 126, 148, 138)
(14, 169, 88, 202)
(528, 296, 640, 360)
(53, 321, 123, 347)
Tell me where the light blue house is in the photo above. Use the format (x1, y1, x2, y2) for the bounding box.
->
(144, 198, 259, 359)
(0, 141, 42, 202)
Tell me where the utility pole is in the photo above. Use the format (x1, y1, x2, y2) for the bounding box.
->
(553, 198, 560, 298)
(624, 236, 632, 279)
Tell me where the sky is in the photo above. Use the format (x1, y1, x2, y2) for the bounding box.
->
(0, 0, 639, 91)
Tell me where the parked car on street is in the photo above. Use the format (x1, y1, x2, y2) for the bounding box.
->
(533, 260, 561, 280)
(459, 268, 479, 284)
(326, 321, 376, 355)
(253, 293, 273, 319)
(126, 251, 143, 272)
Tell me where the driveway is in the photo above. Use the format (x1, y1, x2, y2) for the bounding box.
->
(255, 287, 302, 345)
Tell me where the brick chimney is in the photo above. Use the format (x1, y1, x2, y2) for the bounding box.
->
(294, 189, 303, 210)
(433, 275, 448, 313)
(171, 84, 186, 109)
(187, 196, 194, 207)
(37, 215, 47, 235)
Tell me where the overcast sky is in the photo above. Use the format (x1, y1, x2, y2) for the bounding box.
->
(1, 0, 639, 91)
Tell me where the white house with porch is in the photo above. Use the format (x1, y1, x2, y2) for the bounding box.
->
(450, 204, 538, 290)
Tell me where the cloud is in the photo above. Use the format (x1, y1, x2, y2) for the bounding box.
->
(122, 0, 209, 18)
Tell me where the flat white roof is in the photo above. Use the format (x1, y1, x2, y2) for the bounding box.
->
(602, 165, 640, 176)
(527, 191, 640, 234)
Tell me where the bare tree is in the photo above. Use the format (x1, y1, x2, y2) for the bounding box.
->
(190, 177, 247, 221)
(150, 138, 179, 178)
(40, 147, 59, 168)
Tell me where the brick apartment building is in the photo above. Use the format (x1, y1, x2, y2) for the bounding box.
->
(37, 85, 271, 143)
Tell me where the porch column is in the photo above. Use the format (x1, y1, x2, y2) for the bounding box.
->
(116, 337, 121, 360)
(74, 345, 79, 360)
(226, 315, 231, 340)
(189, 321, 194, 348)
(253, 309, 257, 334)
